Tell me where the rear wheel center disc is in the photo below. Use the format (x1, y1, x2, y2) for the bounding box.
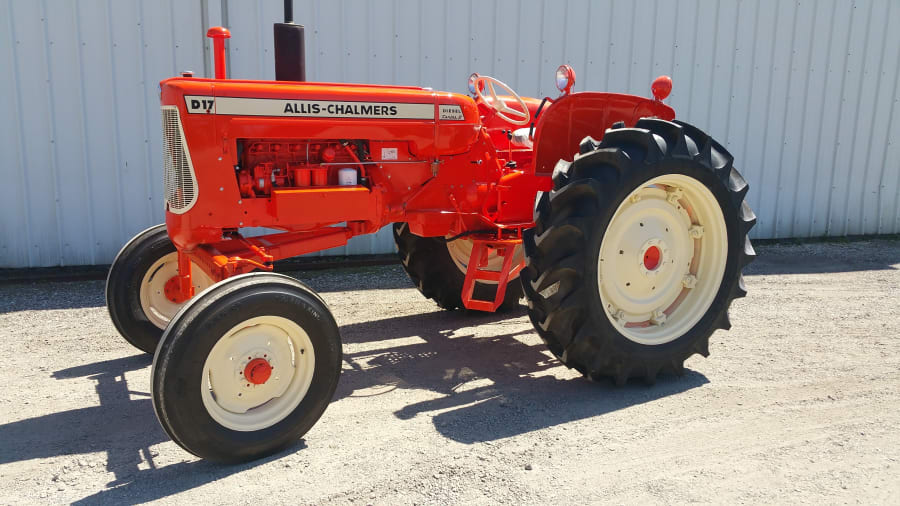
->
(598, 174, 728, 345)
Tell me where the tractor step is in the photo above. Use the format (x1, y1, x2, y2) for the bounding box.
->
(460, 238, 523, 312)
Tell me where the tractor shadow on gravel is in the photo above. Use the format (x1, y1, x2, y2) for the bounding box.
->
(0, 355, 162, 479)
(0, 305, 706, 504)
(0, 355, 169, 497)
(334, 306, 709, 444)
(0, 353, 293, 505)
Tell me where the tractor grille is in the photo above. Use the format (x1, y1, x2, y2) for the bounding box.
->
(161, 106, 197, 213)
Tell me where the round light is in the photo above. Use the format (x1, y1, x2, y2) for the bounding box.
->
(556, 65, 575, 93)
(651, 75, 672, 101)
(468, 73, 479, 95)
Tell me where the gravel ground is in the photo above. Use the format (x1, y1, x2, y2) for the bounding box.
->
(0, 239, 898, 505)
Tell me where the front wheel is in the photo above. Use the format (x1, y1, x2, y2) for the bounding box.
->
(522, 119, 756, 385)
(106, 225, 213, 354)
(151, 273, 342, 462)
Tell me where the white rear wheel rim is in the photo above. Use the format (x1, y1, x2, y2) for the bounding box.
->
(138, 252, 213, 329)
(446, 238, 523, 284)
(598, 174, 727, 345)
(201, 315, 316, 432)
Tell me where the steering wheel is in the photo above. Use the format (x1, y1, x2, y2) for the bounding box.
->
(474, 75, 531, 126)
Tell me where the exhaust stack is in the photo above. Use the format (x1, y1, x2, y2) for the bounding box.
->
(273, 0, 306, 81)
(206, 27, 231, 79)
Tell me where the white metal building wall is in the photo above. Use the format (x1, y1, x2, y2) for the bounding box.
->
(1, 0, 898, 268)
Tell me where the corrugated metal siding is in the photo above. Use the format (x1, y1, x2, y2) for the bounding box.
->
(1, 0, 898, 268)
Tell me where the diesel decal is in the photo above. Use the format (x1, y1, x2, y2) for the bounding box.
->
(439, 104, 465, 121)
(184, 95, 434, 120)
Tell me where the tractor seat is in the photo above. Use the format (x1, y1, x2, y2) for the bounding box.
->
(510, 127, 533, 148)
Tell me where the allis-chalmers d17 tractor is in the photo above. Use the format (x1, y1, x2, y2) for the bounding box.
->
(106, 8, 755, 463)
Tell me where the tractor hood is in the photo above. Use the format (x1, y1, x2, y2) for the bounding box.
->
(159, 77, 478, 124)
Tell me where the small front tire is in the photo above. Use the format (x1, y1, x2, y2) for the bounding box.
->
(106, 225, 213, 354)
(151, 272, 342, 463)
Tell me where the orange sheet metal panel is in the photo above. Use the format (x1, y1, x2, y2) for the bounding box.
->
(270, 186, 378, 225)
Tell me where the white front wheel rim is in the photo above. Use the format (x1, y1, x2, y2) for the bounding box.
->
(201, 316, 316, 432)
(598, 174, 728, 345)
(139, 252, 213, 329)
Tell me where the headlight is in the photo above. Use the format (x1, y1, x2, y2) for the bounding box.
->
(468, 73, 479, 95)
(556, 65, 575, 93)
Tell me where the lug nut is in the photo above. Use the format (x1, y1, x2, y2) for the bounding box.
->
(666, 187, 684, 205)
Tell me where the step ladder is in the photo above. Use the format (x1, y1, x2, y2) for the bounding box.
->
(460, 238, 524, 312)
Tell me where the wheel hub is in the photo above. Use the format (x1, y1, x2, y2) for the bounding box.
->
(638, 239, 669, 275)
(139, 252, 213, 329)
(643, 245, 661, 270)
(163, 275, 190, 304)
(244, 358, 272, 385)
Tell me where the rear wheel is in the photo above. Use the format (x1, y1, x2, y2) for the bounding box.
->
(152, 273, 342, 462)
(106, 225, 213, 354)
(522, 119, 756, 384)
(393, 223, 523, 311)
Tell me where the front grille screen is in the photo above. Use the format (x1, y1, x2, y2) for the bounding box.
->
(161, 107, 197, 213)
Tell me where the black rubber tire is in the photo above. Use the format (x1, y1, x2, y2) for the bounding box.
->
(106, 224, 177, 354)
(521, 118, 756, 385)
(151, 272, 342, 463)
(392, 223, 523, 312)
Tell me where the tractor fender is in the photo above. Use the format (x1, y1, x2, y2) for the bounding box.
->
(531, 92, 675, 176)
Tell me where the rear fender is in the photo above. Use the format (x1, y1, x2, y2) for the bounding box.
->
(531, 92, 675, 176)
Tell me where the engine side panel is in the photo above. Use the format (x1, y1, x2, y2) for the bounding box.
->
(159, 78, 484, 249)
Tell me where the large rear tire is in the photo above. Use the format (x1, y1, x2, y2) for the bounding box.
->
(152, 272, 342, 463)
(106, 225, 213, 354)
(522, 119, 756, 385)
(393, 223, 523, 312)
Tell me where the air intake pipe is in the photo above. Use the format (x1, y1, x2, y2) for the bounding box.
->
(273, 0, 306, 81)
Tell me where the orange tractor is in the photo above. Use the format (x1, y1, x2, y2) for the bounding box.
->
(106, 6, 755, 462)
